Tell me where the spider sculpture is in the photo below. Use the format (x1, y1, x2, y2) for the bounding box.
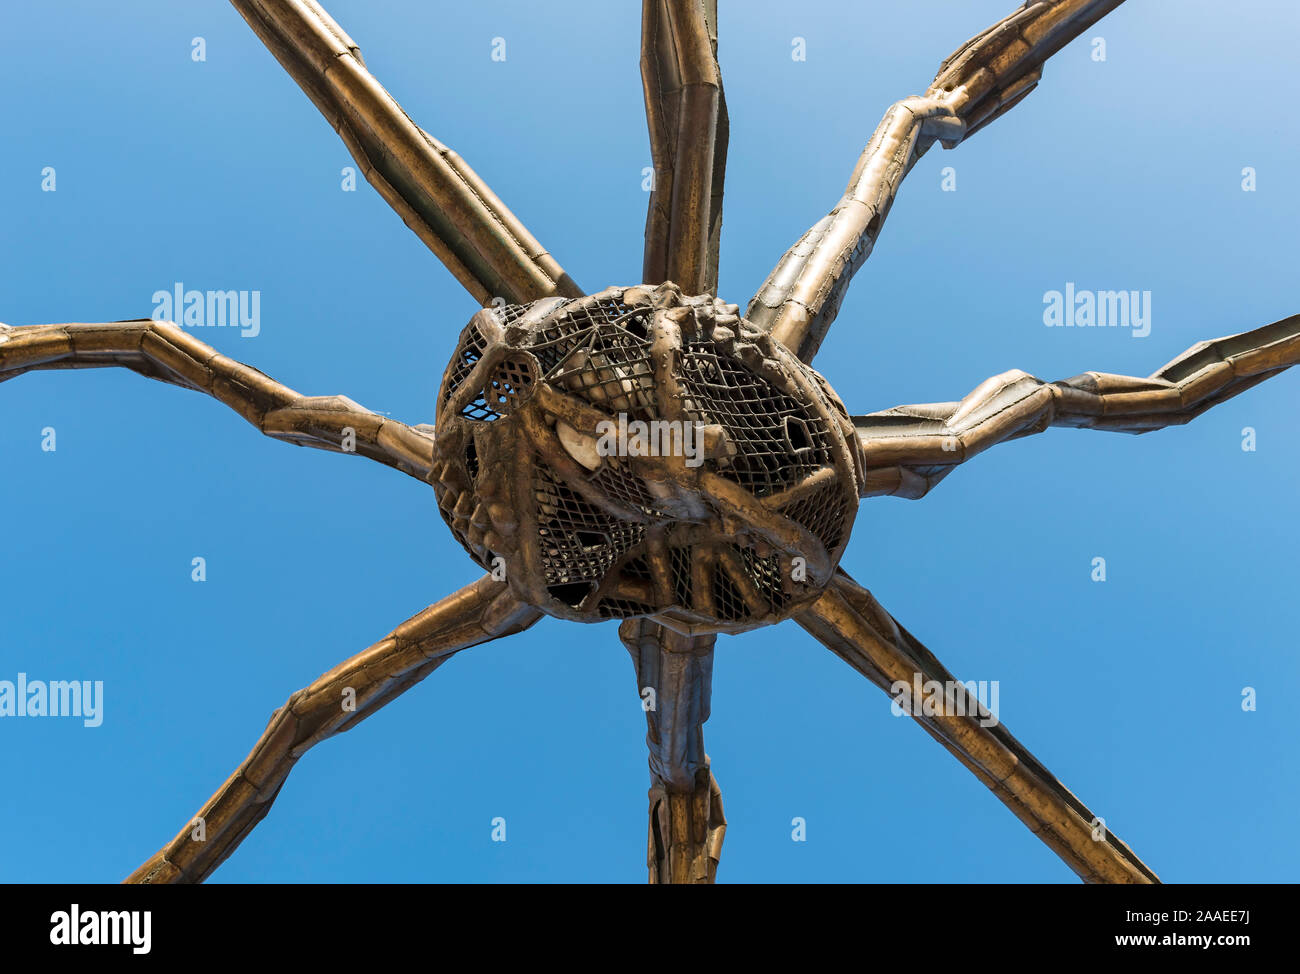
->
(3, 0, 1296, 884)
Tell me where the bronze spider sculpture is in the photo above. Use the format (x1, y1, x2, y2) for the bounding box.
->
(3, 0, 1296, 884)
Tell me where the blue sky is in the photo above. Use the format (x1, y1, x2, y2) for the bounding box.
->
(1, 0, 1297, 883)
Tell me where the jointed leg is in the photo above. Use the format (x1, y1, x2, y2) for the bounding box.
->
(851, 312, 1300, 499)
(641, 0, 729, 296)
(620, 618, 726, 884)
(228, 0, 582, 306)
(749, 0, 1126, 361)
(0, 320, 437, 482)
(127, 575, 542, 883)
(796, 571, 1157, 884)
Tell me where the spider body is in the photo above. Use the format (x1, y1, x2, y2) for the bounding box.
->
(432, 283, 863, 633)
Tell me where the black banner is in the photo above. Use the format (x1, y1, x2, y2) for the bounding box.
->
(0, 883, 1283, 960)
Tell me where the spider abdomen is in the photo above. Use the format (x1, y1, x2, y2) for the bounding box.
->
(431, 283, 863, 634)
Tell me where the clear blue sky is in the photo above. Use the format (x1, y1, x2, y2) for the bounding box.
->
(2, 0, 1296, 883)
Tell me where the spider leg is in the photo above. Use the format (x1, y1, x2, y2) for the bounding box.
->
(227, 0, 582, 306)
(126, 575, 542, 883)
(640, 0, 728, 295)
(0, 320, 436, 482)
(850, 312, 1300, 499)
(620, 619, 725, 883)
(749, 0, 1126, 362)
(796, 570, 1158, 883)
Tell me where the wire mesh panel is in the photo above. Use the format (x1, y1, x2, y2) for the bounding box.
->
(679, 343, 834, 496)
